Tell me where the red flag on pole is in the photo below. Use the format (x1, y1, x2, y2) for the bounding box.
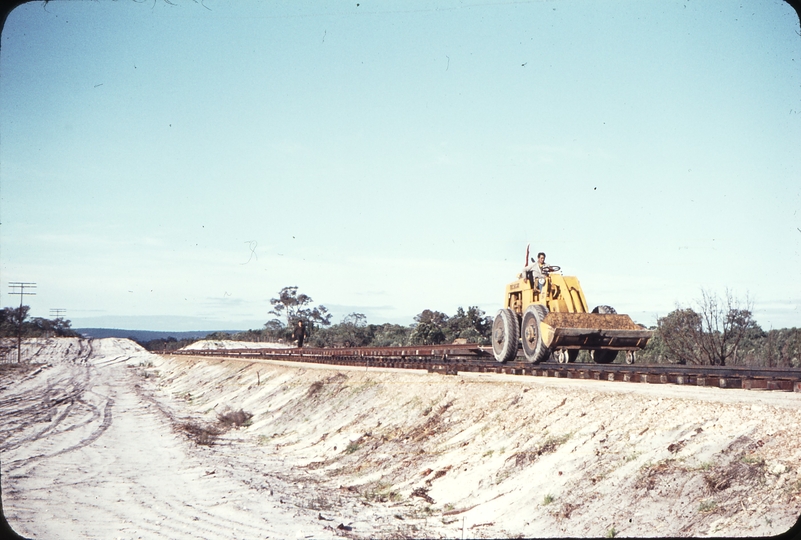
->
(524, 243, 530, 266)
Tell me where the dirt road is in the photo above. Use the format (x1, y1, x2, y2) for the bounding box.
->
(2, 338, 801, 538)
(1, 339, 391, 539)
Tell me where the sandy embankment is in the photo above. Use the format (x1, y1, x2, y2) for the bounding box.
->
(2, 338, 801, 538)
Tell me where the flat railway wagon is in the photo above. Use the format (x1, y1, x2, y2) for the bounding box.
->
(169, 344, 801, 393)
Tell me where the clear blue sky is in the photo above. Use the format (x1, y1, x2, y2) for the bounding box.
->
(1, 0, 800, 332)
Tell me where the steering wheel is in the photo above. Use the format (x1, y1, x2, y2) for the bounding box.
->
(542, 265, 561, 273)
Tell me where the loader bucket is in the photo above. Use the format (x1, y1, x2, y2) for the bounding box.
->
(540, 313, 652, 351)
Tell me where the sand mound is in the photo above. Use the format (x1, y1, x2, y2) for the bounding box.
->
(180, 340, 291, 351)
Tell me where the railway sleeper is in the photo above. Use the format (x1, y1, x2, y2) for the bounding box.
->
(169, 349, 801, 392)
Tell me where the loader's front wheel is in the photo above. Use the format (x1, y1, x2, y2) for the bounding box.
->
(521, 305, 550, 364)
(492, 309, 520, 363)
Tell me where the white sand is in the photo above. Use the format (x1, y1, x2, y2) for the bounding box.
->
(181, 340, 292, 351)
(2, 338, 800, 538)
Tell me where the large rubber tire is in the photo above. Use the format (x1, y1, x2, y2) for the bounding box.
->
(591, 305, 618, 364)
(492, 309, 519, 363)
(592, 305, 617, 315)
(521, 304, 550, 364)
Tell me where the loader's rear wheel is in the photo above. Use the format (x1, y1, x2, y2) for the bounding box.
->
(591, 306, 618, 364)
(492, 309, 519, 363)
(521, 305, 550, 364)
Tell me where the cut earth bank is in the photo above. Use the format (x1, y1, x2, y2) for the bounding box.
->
(2, 338, 801, 539)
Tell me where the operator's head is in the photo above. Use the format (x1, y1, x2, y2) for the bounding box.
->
(537, 252, 546, 263)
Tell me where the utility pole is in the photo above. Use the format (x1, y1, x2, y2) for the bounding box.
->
(8, 282, 36, 363)
(49, 309, 66, 338)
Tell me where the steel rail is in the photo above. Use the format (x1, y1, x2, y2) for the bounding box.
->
(164, 345, 801, 392)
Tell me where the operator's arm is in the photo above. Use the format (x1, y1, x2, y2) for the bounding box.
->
(523, 262, 543, 277)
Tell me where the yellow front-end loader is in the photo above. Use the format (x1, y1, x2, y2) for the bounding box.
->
(492, 263, 652, 364)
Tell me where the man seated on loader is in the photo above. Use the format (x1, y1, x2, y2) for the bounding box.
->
(522, 251, 548, 291)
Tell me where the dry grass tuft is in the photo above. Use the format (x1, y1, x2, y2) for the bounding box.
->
(217, 408, 253, 428)
(556, 502, 579, 520)
(307, 380, 325, 397)
(509, 433, 572, 468)
(307, 373, 347, 398)
(179, 407, 253, 445)
(704, 453, 765, 493)
(180, 422, 222, 446)
(411, 486, 435, 504)
(635, 459, 684, 491)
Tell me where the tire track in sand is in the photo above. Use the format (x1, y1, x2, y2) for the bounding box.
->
(2, 340, 337, 540)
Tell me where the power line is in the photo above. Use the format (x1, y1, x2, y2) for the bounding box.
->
(49, 309, 66, 339)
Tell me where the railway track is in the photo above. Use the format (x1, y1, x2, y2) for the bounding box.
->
(166, 344, 801, 393)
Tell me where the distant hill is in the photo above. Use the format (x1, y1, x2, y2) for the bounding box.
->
(75, 328, 242, 342)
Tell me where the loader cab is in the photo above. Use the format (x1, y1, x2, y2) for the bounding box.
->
(506, 266, 589, 316)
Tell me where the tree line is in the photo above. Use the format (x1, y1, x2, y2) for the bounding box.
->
(637, 290, 800, 368)
(4, 285, 798, 368)
(137, 287, 493, 351)
(142, 286, 801, 367)
(208, 286, 494, 348)
(251, 286, 799, 368)
(0, 306, 80, 339)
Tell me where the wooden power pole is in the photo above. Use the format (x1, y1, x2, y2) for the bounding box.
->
(8, 282, 36, 363)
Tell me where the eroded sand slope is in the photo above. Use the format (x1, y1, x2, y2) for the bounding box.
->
(2, 338, 801, 538)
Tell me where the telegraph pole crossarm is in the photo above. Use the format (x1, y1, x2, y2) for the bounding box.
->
(49, 309, 66, 339)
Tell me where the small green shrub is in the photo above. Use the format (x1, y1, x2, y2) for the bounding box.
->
(345, 441, 360, 454)
(741, 454, 764, 466)
(699, 499, 717, 513)
(625, 452, 642, 462)
(257, 434, 271, 445)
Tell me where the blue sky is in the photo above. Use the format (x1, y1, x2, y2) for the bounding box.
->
(1, 0, 800, 332)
